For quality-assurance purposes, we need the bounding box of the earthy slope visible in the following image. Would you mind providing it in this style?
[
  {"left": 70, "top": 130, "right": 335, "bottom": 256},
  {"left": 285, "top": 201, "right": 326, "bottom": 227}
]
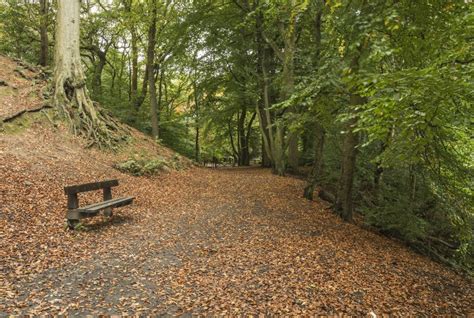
[{"left": 0, "top": 56, "right": 473, "bottom": 315}]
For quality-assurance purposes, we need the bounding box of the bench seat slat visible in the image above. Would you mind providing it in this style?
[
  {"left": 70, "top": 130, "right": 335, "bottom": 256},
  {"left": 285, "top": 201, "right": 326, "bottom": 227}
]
[{"left": 76, "top": 196, "right": 134, "bottom": 213}]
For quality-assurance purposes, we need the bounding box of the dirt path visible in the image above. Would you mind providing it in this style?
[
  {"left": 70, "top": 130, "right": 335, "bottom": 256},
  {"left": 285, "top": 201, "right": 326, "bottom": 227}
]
[{"left": 1, "top": 167, "right": 473, "bottom": 316}]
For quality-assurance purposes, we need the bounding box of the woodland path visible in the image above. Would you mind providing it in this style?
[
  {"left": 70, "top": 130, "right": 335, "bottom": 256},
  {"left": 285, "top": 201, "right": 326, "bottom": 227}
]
[{"left": 1, "top": 167, "right": 473, "bottom": 316}]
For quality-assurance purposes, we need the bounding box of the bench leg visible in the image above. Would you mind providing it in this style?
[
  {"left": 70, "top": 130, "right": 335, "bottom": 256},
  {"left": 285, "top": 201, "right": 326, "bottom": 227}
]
[
  {"left": 103, "top": 187, "right": 113, "bottom": 217},
  {"left": 67, "top": 194, "right": 80, "bottom": 230},
  {"left": 67, "top": 219, "right": 80, "bottom": 229}
]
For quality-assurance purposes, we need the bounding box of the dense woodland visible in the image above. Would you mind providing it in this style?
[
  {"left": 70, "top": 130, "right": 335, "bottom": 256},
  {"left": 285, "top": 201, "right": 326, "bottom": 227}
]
[{"left": 0, "top": 0, "right": 472, "bottom": 271}]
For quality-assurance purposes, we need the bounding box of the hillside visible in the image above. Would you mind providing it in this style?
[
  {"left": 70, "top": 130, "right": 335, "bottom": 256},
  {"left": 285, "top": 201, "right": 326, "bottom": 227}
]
[
  {"left": 0, "top": 55, "right": 473, "bottom": 316},
  {"left": 0, "top": 54, "right": 192, "bottom": 297}
]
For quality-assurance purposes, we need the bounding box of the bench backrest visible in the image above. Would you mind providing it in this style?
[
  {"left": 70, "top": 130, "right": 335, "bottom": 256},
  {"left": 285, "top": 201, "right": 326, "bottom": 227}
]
[{"left": 64, "top": 179, "right": 119, "bottom": 194}]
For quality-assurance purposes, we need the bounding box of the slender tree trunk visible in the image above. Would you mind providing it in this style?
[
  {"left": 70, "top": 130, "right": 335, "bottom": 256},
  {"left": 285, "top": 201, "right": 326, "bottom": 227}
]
[
  {"left": 131, "top": 30, "right": 138, "bottom": 101},
  {"left": 334, "top": 36, "right": 367, "bottom": 221},
  {"left": 238, "top": 107, "right": 248, "bottom": 165},
  {"left": 128, "top": 56, "right": 132, "bottom": 101},
  {"left": 244, "top": 111, "right": 256, "bottom": 166},
  {"left": 409, "top": 165, "right": 417, "bottom": 201},
  {"left": 92, "top": 50, "right": 106, "bottom": 98},
  {"left": 193, "top": 84, "right": 200, "bottom": 162},
  {"left": 110, "top": 65, "right": 116, "bottom": 94},
  {"left": 283, "top": 46, "right": 298, "bottom": 172},
  {"left": 304, "top": 123, "right": 326, "bottom": 200},
  {"left": 255, "top": 7, "right": 274, "bottom": 167},
  {"left": 157, "top": 65, "right": 164, "bottom": 132},
  {"left": 335, "top": 94, "right": 362, "bottom": 221},
  {"left": 303, "top": 1, "right": 325, "bottom": 199},
  {"left": 158, "top": 63, "right": 165, "bottom": 123},
  {"left": 229, "top": 120, "right": 239, "bottom": 162},
  {"left": 148, "top": 0, "right": 158, "bottom": 139},
  {"left": 39, "top": 0, "right": 48, "bottom": 66},
  {"left": 263, "top": 47, "right": 285, "bottom": 175},
  {"left": 287, "top": 133, "right": 299, "bottom": 171},
  {"left": 261, "top": 136, "right": 271, "bottom": 167}
]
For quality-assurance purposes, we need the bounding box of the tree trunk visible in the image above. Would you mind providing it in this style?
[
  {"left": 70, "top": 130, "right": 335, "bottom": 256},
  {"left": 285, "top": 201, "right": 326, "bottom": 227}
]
[
  {"left": 283, "top": 46, "right": 298, "bottom": 172},
  {"left": 255, "top": 7, "right": 274, "bottom": 167},
  {"left": 92, "top": 50, "right": 106, "bottom": 98},
  {"left": 157, "top": 66, "right": 164, "bottom": 129},
  {"left": 193, "top": 82, "right": 200, "bottom": 162},
  {"left": 261, "top": 136, "right": 271, "bottom": 167},
  {"left": 304, "top": 122, "right": 325, "bottom": 200},
  {"left": 244, "top": 111, "right": 256, "bottom": 166},
  {"left": 303, "top": 1, "right": 325, "bottom": 200},
  {"left": 229, "top": 120, "right": 239, "bottom": 162},
  {"left": 287, "top": 133, "right": 299, "bottom": 171},
  {"left": 131, "top": 30, "right": 138, "bottom": 102},
  {"left": 335, "top": 94, "right": 362, "bottom": 221},
  {"left": 148, "top": 1, "right": 158, "bottom": 139},
  {"left": 268, "top": 2, "right": 300, "bottom": 173},
  {"left": 273, "top": 122, "right": 286, "bottom": 175},
  {"left": 39, "top": 0, "right": 48, "bottom": 66},
  {"left": 238, "top": 107, "right": 248, "bottom": 166},
  {"left": 53, "top": 0, "right": 118, "bottom": 147}
]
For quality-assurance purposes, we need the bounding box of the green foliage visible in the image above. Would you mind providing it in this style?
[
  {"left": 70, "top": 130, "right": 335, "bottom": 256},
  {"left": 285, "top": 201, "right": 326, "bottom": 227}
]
[
  {"left": 115, "top": 157, "right": 170, "bottom": 176},
  {"left": 364, "top": 199, "right": 429, "bottom": 244},
  {"left": 0, "top": 0, "right": 51, "bottom": 64}
]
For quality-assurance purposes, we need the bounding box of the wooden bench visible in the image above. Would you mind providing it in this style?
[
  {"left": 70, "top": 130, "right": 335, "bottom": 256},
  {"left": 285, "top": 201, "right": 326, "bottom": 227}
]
[{"left": 64, "top": 179, "right": 134, "bottom": 229}]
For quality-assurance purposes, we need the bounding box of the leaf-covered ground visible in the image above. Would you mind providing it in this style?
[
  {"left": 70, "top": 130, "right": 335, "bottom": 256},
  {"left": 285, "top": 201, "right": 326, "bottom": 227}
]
[{"left": 1, "top": 158, "right": 473, "bottom": 315}]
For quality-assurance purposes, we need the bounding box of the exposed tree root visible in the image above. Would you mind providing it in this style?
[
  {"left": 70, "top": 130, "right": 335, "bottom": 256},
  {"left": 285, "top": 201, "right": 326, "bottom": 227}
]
[
  {"left": 14, "top": 68, "right": 31, "bottom": 80},
  {"left": 53, "top": 75, "right": 125, "bottom": 149},
  {"left": 2, "top": 104, "right": 53, "bottom": 123}
]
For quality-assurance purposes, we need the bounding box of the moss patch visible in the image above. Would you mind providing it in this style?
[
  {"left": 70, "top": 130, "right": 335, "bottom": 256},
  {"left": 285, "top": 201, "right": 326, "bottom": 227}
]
[
  {"left": 114, "top": 157, "right": 171, "bottom": 176},
  {"left": 1, "top": 110, "right": 51, "bottom": 134}
]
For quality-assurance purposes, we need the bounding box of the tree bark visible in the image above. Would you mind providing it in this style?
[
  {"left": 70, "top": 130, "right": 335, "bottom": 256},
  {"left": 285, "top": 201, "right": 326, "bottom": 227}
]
[
  {"left": 238, "top": 107, "right": 248, "bottom": 165},
  {"left": 157, "top": 65, "right": 164, "bottom": 129},
  {"left": 193, "top": 83, "right": 200, "bottom": 162},
  {"left": 92, "top": 49, "right": 106, "bottom": 98},
  {"left": 148, "top": 0, "right": 159, "bottom": 139},
  {"left": 304, "top": 122, "right": 325, "bottom": 200},
  {"left": 255, "top": 6, "right": 273, "bottom": 167},
  {"left": 303, "top": 1, "right": 325, "bottom": 200},
  {"left": 255, "top": 7, "right": 285, "bottom": 175},
  {"left": 261, "top": 136, "right": 271, "bottom": 167},
  {"left": 53, "top": 0, "right": 119, "bottom": 148},
  {"left": 39, "top": 0, "right": 48, "bottom": 66},
  {"left": 335, "top": 95, "right": 363, "bottom": 221},
  {"left": 131, "top": 30, "right": 138, "bottom": 101}
]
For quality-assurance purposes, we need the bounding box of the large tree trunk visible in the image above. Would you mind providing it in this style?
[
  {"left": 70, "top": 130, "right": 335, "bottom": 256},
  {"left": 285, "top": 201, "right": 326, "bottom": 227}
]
[
  {"left": 53, "top": 0, "right": 119, "bottom": 148},
  {"left": 39, "top": 0, "right": 48, "bottom": 66},
  {"left": 148, "top": 0, "right": 159, "bottom": 139}
]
